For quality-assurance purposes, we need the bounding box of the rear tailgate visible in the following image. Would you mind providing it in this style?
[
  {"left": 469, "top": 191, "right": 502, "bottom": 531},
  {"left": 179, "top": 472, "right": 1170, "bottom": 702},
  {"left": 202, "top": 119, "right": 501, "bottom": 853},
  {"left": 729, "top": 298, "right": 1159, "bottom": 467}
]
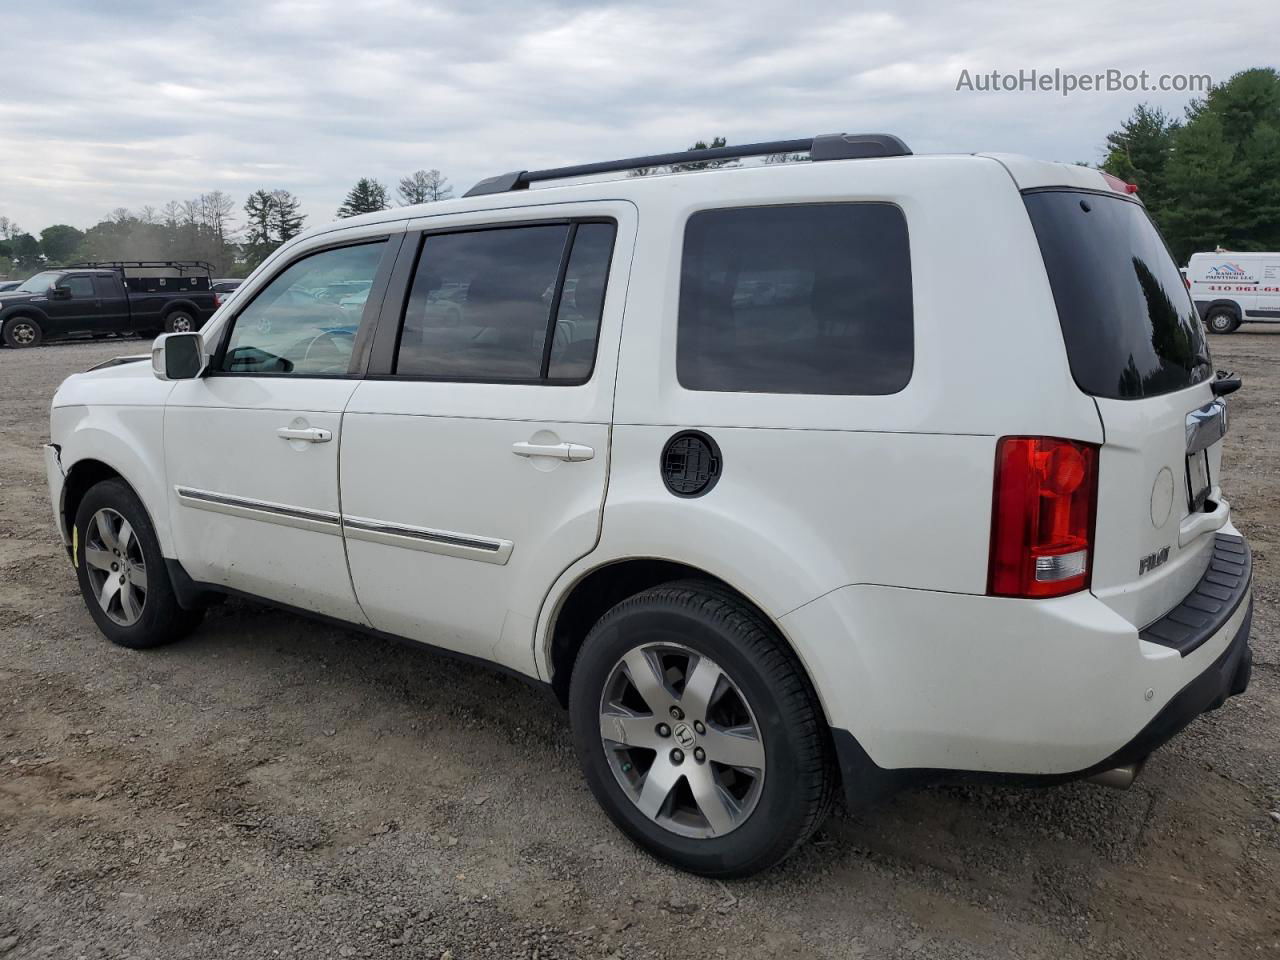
[
  {"left": 1023, "top": 187, "right": 1226, "bottom": 629},
  {"left": 1090, "top": 389, "right": 1227, "bottom": 627}
]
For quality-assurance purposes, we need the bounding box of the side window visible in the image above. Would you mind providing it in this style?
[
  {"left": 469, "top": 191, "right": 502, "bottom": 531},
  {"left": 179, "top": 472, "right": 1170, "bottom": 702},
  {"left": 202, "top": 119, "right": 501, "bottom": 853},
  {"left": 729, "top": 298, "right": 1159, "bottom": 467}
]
[
  {"left": 549, "top": 223, "right": 615, "bottom": 380},
  {"left": 92, "top": 276, "right": 117, "bottom": 298},
  {"left": 219, "top": 241, "right": 385, "bottom": 376},
  {"left": 66, "top": 276, "right": 96, "bottom": 299},
  {"left": 677, "top": 203, "right": 913, "bottom": 395},
  {"left": 395, "top": 220, "right": 616, "bottom": 382}
]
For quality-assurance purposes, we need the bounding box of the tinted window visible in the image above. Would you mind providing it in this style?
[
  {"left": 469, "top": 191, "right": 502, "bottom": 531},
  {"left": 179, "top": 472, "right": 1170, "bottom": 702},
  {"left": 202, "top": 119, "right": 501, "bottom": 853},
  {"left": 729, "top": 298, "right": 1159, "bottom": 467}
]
[
  {"left": 220, "top": 241, "right": 384, "bottom": 376},
  {"left": 396, "top": 221, "right": 615, "bottom": 382},
  {"left": 92, "top": 276, "right": 117, "bottom": 298},
  {"left": 1024, "top": 191, "right": 1211, "bottom": 400},
  {"left": 66, "top": 276, "right": 95, "bottom": 298},
  {"left": 677, "top": 204, "right": 913, "bottom": 395},
  {"left": 549, "top": 223, "right": 616, "bottom": 380}
]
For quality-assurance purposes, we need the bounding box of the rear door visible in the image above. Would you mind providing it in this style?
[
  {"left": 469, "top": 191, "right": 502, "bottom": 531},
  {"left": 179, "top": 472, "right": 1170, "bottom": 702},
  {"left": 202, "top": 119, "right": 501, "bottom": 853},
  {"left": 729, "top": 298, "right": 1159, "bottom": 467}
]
[
  {"left": 1255, "top": 258, "right": 1280, "bottom": 320},
  {"left": 1025, "top": 190, "right": 1226, "bottom": 628},
  {"left": 92, "top": 275, "right": 130, "bottom": 331},
  {"left": 340, "top": 203, "right": 633, "bottom": 673}
]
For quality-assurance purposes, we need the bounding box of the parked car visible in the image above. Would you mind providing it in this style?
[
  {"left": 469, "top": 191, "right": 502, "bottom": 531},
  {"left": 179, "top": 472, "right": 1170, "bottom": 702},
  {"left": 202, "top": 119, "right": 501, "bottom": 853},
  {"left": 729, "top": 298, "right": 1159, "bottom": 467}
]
[
  {"left": 1, "top": 260, "right": 217, "bottom": 348},
  {"left": 1187, "top": 250, "right": 1280, "bottom": 333},
  {"left": 212, "top": 278, "right": 244, "bottom": 309},
  {"left": 45, "top": 134, "right": 1252, "bottom": 877}
]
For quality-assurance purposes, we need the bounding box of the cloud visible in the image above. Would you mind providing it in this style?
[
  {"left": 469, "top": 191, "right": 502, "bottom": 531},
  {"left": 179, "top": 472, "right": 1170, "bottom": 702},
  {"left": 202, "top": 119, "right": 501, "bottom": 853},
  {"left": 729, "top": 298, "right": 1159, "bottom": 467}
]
[{"left": 0, "top": 0, "right": 1273, "bottom": 233}]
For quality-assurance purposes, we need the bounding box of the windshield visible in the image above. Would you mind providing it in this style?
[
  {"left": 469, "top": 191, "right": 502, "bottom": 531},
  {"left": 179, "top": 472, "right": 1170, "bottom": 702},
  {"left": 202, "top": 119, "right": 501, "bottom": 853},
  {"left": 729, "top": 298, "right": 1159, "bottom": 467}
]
[
  {"left": 15, "top": 271, "right": 63, "bottom": 294},
  {"left": 1024, "top": 191, "right": 1211, "bottom": 400}
]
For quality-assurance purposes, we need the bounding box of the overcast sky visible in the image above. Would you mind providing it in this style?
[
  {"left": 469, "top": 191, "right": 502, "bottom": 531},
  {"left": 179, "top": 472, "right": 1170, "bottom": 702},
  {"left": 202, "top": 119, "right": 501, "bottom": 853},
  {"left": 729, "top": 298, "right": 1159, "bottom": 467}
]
[{"left": 1, "top": 0, "right": 1275, "bottom": 234}]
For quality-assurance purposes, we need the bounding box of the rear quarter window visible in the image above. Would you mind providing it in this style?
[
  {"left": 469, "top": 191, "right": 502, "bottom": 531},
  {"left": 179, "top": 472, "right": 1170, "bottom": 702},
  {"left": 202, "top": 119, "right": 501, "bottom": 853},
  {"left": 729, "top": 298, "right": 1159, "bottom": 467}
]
[
  {"left": 677, "top": 203, "right": 913, "bottom": 395},
  {"left": 1023, "top": 190, "right": 1211, "bottom": 400}
]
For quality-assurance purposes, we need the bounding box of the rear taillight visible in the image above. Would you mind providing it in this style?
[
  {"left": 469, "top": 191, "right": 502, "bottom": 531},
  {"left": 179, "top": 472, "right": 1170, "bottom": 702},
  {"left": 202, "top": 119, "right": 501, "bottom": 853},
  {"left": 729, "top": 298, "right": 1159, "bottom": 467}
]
[
  {"left": 988, "top": 436, "right": 1099, "bottom": 599},
  {"left": 213, "top": 292, "right": 223, "bottom": 307}
]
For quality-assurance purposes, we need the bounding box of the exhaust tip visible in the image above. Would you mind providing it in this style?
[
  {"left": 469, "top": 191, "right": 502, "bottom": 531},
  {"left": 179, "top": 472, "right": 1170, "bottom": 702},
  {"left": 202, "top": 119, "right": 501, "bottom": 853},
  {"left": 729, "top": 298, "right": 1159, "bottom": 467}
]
[{"left": 1086, "top": 761, "right": 1144, "bottom": 790}]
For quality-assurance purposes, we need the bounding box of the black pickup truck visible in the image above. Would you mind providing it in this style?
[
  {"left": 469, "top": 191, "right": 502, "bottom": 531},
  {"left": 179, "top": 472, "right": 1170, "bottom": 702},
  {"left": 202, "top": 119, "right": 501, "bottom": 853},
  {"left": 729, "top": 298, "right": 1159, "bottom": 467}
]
[{"left": 0, "top": 261, "right": 218, "bottom": 348}]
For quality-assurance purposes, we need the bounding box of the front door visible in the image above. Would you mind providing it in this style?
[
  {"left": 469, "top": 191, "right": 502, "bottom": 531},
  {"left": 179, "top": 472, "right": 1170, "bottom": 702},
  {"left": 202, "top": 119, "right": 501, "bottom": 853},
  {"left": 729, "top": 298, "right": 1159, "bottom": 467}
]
[
  {"left": 164, "top": 232, "right": 401, "bottom": 623},
  {"left": 46, "top": 274, "right": 100, "bottom": 336},
  {"left": 340, "top": 205, "right": 633, "bottom": 672}
]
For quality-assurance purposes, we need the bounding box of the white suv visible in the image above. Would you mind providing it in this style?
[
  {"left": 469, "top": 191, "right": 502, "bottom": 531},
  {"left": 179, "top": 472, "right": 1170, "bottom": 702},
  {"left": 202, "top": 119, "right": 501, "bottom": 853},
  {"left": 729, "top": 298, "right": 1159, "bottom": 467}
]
[{"left": 45, "top": 134, "right": 1254, "bottom": 877}]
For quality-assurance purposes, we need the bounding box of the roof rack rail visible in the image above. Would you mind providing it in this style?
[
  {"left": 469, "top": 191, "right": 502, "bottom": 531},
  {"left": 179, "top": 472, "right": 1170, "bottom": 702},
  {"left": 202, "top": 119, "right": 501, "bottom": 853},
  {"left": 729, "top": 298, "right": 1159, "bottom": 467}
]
[
  {"left": 66, "top": 260, "right": 215, "bottom": 276},
  {"left": 463, "top": 133, "right": 911, "bottom": 197}
]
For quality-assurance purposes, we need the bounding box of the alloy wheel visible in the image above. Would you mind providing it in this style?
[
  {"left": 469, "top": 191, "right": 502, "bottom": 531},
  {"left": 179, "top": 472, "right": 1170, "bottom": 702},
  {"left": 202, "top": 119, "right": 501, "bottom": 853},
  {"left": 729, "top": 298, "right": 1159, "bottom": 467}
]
[
  {"left": 11, "top": 321, "right": 36, "bottom": 345},
  {"left": 83, "top": 507, "right": 148, "bottom": 626},
  {"left": 598, "top": 643, "right": 765, "bottom": 838}
]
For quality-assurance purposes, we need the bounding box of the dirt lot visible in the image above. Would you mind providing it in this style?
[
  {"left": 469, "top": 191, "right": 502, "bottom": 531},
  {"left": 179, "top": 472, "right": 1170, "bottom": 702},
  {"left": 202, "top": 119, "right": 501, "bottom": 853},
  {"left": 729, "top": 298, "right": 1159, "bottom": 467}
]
[{"left": 1, "top": 334, "right": 1278, "bottom": 960}]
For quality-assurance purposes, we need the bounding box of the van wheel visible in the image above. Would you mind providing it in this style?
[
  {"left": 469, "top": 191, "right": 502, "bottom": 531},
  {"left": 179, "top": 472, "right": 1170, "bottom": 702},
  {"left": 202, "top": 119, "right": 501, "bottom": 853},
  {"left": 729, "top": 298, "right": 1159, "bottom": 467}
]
[
  {"left": 1206, "top": 310, "right": 1240, "bottom": 334},
  {"left": 2, "top": 316, "right": 43, "bottom": 348},
  {"left": 73, "top": 479, "right": 203, "bottom": 649},
  {"left": 164, "top": 311, "right": 195, "bottom": 333},
  {"left": 568, "top": 580, "right": 836, "bottom": 878}
]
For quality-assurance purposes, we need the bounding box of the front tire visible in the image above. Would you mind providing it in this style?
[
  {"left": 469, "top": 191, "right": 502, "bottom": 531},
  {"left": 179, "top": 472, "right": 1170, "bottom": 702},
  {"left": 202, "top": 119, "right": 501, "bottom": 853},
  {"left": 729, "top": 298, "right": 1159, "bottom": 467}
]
[
  {"left": 73, "top": 479, "right": 202, "bottom": 649},
  {"left": 1206, "top": 309, "right": 1240, "bottom": 334},
  {"left": 569, "top": 580, "right": 836, "bottom": 877},
  {"left": 2, "top": 315, "right": 43, "bottom": 348}
]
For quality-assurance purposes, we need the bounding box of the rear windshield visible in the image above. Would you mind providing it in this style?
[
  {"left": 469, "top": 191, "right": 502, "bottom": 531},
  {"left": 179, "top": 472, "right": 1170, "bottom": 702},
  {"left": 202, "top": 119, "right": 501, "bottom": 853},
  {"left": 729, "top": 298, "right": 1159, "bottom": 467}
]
[{"left": 1024, "top": 190, "right": 1210, "bottom": 400}]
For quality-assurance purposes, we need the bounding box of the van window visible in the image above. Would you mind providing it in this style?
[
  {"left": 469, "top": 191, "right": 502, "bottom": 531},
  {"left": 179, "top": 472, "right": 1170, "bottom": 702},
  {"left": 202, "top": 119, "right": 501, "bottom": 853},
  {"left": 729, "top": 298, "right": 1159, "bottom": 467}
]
[
  {"left": 396, "top": 221, "right": 615, "bottom": 382},
  {"left": 1024, "top": 191, "right": 1211, "bottom": 400},
  {"left": 677, "top": 203, "right": 913, "bottom": 395}
]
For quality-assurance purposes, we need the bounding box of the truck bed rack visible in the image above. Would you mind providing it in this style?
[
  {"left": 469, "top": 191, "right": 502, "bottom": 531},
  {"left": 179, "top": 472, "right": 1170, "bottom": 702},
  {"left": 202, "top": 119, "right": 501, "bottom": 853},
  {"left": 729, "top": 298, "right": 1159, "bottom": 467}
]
[{"left": 67, "top": 260, "right": 214, "bottom": 277}]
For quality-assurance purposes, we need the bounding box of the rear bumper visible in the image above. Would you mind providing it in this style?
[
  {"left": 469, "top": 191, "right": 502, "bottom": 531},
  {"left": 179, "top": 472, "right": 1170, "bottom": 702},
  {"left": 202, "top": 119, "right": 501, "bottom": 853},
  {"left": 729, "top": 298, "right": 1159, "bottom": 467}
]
[
  {"left": 780, "top": 526, "right": 1254, "bottom": 802},
  {"left": 831, "top": 599, "right": 1252, "bottom": 809}
]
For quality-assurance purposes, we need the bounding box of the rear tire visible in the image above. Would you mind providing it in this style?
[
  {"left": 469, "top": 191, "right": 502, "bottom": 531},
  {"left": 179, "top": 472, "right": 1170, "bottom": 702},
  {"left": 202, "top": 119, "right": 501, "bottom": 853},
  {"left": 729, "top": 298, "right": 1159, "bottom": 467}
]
[
  {"left": 164, "top": 311, "right": 195, "bottom": 333},
  {"left": 73, "top": 479, "right": 203, "bottom": 649},
  {"left": 2, "top": 315, "right": 43, "bottom": 348},
  {"left": 569, "top": 580, "right": 836, "bottom": 878},
  {"left": 1206, "top": 309, "right": 1240, "bottom": 334}
]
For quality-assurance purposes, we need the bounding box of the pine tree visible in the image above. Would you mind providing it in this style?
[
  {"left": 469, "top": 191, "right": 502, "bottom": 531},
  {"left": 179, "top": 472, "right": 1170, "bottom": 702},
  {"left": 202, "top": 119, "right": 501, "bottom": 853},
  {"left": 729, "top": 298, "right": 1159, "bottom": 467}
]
[
  {"left": 336, "top": 178, "right": 391, "bottom": 218},
  {"left": 270, "top": 190, "right": 306, "bottom": 241}
]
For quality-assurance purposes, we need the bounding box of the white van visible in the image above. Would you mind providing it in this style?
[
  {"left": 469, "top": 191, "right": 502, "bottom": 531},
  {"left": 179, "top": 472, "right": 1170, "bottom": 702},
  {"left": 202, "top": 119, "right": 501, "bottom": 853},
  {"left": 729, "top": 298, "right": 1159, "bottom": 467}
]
[
  {"left": 46, "top": 134, "right": 1253, "bottom": 876},
  {"left": 1188, "top": 251, "right": 1280, "bottom": 333}
]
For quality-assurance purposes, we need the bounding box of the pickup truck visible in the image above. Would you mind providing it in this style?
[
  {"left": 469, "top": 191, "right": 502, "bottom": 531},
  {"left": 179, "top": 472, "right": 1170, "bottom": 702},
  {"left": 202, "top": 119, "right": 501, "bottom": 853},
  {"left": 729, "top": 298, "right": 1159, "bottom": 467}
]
[{"left": 0, "top": 261, "right": 217, "bottom": 348}]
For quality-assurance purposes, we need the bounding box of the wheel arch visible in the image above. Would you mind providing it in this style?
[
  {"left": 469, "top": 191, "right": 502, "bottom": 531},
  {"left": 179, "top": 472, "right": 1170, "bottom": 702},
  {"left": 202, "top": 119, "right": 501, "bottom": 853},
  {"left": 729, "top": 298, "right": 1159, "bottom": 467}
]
[
  {"left": 1199, "top": 298, "right": 1243, "bottom": 320},
  {"left": 160, "top": 299, "right": 203, "bottom": 324},
  {"left": 540, "top": 556, "right": 831, "bottom": 723},
  {"left": 56, "top": 414, "right": 173, "bottom": 556}
]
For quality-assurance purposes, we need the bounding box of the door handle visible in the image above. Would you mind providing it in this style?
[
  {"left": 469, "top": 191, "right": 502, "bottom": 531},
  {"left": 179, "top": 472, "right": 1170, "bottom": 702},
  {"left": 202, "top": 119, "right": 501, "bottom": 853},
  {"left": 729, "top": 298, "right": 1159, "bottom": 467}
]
[
  {"left": 277, "top": 426, "right": 332, "bottom": 443},
  {"left": 511, "top": 441, "right": 594, "bottom": 462}
]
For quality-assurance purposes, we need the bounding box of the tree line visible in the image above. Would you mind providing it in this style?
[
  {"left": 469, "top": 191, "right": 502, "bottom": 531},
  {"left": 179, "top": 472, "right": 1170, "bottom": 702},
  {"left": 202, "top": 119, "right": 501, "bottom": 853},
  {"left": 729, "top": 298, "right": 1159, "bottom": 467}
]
[
  {"left": 0, "top": 169, "right": 453, "bottom": 279},
  {"left": 1100, "top": 67, "right": 1279, "bottom": 263},
  {"left": 6, "top": 67, "right": 1277, "bottom": 283}
]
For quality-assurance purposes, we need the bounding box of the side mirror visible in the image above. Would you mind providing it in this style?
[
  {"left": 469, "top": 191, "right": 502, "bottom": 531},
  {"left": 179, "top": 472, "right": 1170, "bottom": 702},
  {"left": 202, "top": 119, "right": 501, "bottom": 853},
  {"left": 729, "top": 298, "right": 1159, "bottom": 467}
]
[
  {"left": 152, "top": 332, "right": 207, "bottom": 381},
  {"left": 50, "top": 285, "right": 72, "bottom": 301}
]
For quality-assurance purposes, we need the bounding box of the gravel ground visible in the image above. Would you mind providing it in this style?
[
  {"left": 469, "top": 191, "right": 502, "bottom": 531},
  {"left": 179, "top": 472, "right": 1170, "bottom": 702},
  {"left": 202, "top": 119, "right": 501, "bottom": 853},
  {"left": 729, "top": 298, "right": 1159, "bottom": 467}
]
[{"left": 1, "top": 333, "right": 1278, "bottom": 960}]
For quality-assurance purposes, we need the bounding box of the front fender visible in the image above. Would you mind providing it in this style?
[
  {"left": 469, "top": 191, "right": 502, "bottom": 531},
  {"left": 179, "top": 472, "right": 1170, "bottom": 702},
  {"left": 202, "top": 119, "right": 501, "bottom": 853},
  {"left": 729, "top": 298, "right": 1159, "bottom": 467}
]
[
  {"left": 0, "top": 303, "right": 50, "bottom": 325},
  {"left": 54, "top": 405, "right": 173, "bottom": 556}
]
